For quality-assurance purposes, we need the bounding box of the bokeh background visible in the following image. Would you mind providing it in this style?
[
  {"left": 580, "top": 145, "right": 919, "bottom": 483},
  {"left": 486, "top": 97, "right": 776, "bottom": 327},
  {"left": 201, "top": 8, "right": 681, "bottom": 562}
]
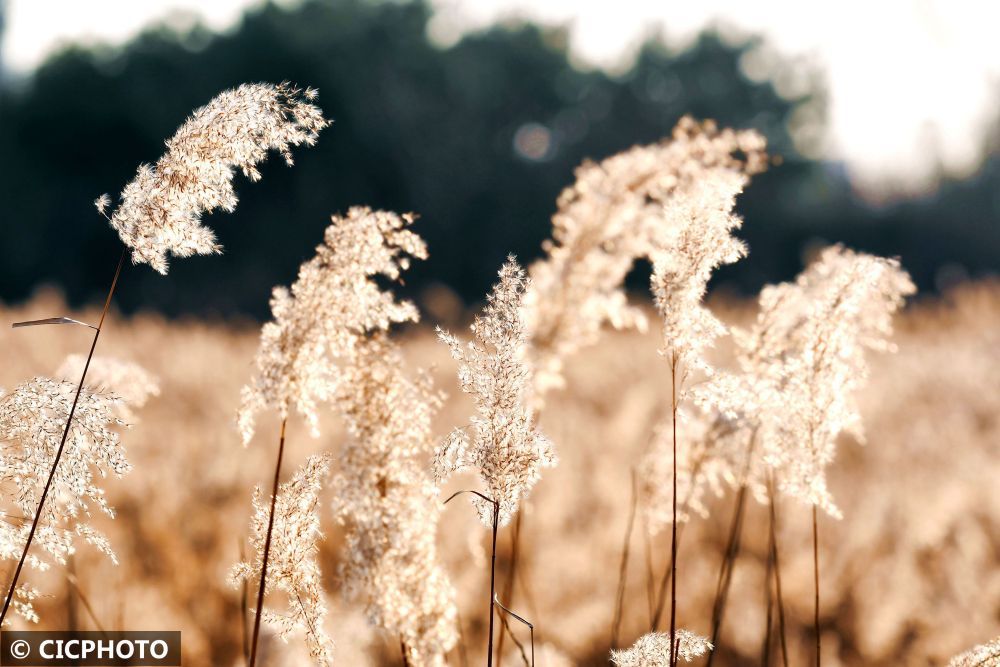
[
  {"left": 1, "top": 0, "right": 997, "bottom": 317},
  {"left": 1, "top": 2, "right": 999, "bottom": 666}
]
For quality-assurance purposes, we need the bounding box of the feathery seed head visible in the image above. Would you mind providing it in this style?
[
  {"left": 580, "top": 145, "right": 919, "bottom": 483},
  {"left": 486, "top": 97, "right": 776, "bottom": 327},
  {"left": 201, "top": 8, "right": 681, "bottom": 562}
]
[
  {"left": 525, "top": 117, "right": 766, "bottom": 400},
  {"left": 947, "top": 636, "right": 1000, "bottom": 667},
  {"left": 435, "top": 258, "right": 555, "bottom": 526},
  {"left": 0, "top": 377, "right": 132, "bottom": 622},
  {"left": 231, "top": 454, "right": 334, "bottom": 666},
  {"left": 238, "top": 207, "right": 426, "bottom": 444},
  {"left": 333, "top": 335, "right": 458, "bottom": 666},
  {"left": 611, "top": 630, "right": 713, "bottom": 666},
  {"left": 105, "top": 82, "right": 328, "bottom": 273},
  {"left": 718, "top": 245, "right": 916, "bottom": 517}
]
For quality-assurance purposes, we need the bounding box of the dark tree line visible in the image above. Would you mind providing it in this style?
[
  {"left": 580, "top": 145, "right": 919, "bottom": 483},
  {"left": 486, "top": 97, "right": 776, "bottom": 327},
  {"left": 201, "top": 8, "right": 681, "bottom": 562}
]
[{"left": 0, "top": 0, "right": 996, "bottom": 317}]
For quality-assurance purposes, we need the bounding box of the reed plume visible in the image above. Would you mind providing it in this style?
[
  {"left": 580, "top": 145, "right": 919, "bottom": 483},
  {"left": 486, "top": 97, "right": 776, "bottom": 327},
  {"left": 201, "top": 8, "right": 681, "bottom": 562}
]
[
  {"left": 103, "top": 82, "right": 328, "bottom": 274},
  {"left": 947, "top": 636, "right": 1000, "bottom": 667},
  {"left": 232, "top": 454, "right": 335, "bottom": 666},
  {"left": 238, "top": 207, "right": 429, "bottom": 666},
  {"left": 524, "top": 117, "right": 766, "bottom": 401},
  {"left": 731, "top": 245, "right": 916, "bottom": 518},
  {"left": 436, "top": 257, "right": 553, "bottom": 667},
  {"left": 1, "top": 81, "right": 325, "bottom": 626},
  {"left": 435, "top": 258, "right": 555, "bottom": 527},
  {"left": 640, "top": 120, "right": 765, "bottom": 663},
  {"left": 0, "top": 378, "right": 132, "bottom": 623},
  {"left": 333, "top": 334, "right": 459, "bottom": 667},
  {"left": 611, "top": 630, "right": 713, "bottom": 666},
  {"left": 238, "top": 207, "right": 426, "bottom": 444},
  {"left": 704, "top": 244, "right": 914, "bottom": 665}
]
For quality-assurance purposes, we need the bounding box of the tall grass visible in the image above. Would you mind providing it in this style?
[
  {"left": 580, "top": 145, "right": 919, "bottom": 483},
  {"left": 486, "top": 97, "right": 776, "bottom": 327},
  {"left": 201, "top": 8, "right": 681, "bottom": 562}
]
[{"left": 3, "top": 85, "right": 996, "bottom": 667}]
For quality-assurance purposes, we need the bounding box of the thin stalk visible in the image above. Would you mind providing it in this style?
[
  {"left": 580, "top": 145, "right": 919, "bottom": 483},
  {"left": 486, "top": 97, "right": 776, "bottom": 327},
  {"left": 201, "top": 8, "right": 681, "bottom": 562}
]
[
  {"left": 761, "top": 552, "right": 773, "bottom": 667},
  {"left": 0, "top": 247, "right": 127, "bottom": 625},
  {"left": 496, "top": 509, "right": 523, "bottom": 662},
  {"left": 400, "top": 638, "right": 411, "bottom": 667},
  {"left": 610, "top": 469, "right": 639, "bottom": 649},
  {"left": 669, "top": 356, "right": 678, "bottom": 667},
  {"left": 248, "top": 417, "right": 288, "bottom": 667},
  {"left": 240, "top": 541, "right": 250, "bottom": 664},
  {"left": 705, "top": 484, "right": 749, "bottom": 667},
  {"left": 812, "top": 505, "right": 821, "bottom": 667},
  {"left": 706, "top": 434, "right": 757, "bottom": 667},
  {"left": 488, "top": 501, "right": 500, "bottom": 667},
  {"left": 650, "top": 522, "right": 687, "bottom": 632},
  {"left": 496, "top": 606, "right": 530, "bottom": 667},
  {"left": 443, "top": 490, "right": 500, "bottom": 667},
  {"left": 643, "top": 516, "right": 655, "bottom": 626},
  {"left": 767, "top": 474, "right": 789, "bottom": 667}
]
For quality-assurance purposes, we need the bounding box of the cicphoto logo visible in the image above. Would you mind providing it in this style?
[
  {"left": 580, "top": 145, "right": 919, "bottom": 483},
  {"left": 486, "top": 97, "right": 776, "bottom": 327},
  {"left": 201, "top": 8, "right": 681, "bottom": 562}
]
[{"left": 0, "top": 632, "right": 180, "bottom": 666}]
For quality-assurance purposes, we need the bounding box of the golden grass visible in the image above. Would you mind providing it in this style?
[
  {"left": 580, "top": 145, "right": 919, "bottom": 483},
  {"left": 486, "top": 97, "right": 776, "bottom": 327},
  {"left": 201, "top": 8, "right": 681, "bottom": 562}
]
[{"left": 0, "top": 282, "right": 997, "bottom": 666}]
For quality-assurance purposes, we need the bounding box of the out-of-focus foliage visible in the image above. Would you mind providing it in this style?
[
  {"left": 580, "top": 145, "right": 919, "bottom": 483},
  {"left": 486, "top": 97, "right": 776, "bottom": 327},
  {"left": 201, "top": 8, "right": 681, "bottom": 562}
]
[{"left": 0, "top": 0, "right": 996, "bottom": 316}]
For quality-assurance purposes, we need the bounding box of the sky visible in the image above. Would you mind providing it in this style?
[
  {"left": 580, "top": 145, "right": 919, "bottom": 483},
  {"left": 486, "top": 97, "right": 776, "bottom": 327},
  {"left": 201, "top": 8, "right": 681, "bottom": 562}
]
[{"left": 4, "top": 0, "right": 999, "bottom": 195}]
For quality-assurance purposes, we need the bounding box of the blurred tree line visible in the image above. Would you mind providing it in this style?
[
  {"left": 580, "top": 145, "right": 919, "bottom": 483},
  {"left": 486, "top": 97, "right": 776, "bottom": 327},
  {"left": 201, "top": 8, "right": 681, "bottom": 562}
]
[{"left": 0, "top": 0, "right": 996, "bottom": 318}]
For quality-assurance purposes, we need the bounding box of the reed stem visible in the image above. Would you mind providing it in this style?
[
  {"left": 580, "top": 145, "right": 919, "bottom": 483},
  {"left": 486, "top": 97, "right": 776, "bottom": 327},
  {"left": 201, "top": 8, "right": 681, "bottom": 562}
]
[
  {"left": 248, "top": 416, "right": 288, "bottom": 667},
  {"left": 668, "top": 357, "right": 678, "bottom": 667},
  {"left": 812, "top": 504, "right": 821, "bottom": 667},
  {"left": 610, "top": 469, "right": 639, "bottom": 649},
  {"left": 706, "top": 432, "right": 756, "bottom": 666},
  {"left": 705, "top": 483, "right": 748, "bottom": 667},
  {"left": 761, "top": 556, "right": 773, "bottom": 667},
  {"left": 497, "top": 509, "right": 523, "bottom": 661},
  {"left": 766, "top": 473, "right": 789, "bottom": 667},
  {"left": 400, "top": 638, "right": 411, "bottom": 667},
  {"left": 0, "top": 247, "right": 127, "bottom": 625},
  {"left": 487, "top": 501, "right": 500, "bottom": 667}
]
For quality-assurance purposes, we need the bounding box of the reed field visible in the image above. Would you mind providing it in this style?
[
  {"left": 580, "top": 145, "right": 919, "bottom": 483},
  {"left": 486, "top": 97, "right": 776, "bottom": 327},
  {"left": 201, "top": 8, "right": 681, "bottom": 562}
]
[{"left": 0, "top": 83, "right": 998, "bottom": 667}]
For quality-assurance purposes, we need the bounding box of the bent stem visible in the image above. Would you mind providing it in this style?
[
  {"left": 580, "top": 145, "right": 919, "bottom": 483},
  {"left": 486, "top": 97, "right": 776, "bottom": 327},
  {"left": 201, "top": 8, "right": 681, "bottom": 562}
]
[
  {"left": 497, "top": 509, "right": 524, "bottom": 662},
  {"left": 610, "top": 469, "right": 639, "bottom": 649},
  {"left": 812, "top": 504, "right": 821, "bottom": 667},
  {"left": 248, "top": 417, "right": 288, "bottom": 667},
  {"left": 495, "top": 594, "right": 534, "bottom": 667},
  {"left": 444, "top": 490, "right": 500, "bottom": 667},
  {"left": 0, "top": 247, "right": 127, "bottom": 626}
]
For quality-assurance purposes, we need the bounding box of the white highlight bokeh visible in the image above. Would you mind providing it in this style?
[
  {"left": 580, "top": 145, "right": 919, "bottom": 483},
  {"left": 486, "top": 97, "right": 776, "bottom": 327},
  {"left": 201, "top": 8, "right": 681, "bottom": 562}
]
[{"left": 4, "top": 0, "right": 999, "bottom": 193}]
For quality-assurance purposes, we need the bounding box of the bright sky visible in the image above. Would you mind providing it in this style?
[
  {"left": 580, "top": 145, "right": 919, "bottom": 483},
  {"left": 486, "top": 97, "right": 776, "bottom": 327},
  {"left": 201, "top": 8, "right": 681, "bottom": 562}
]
[{"left": 4, "top": 0, "right": 999, "bottom": 195}]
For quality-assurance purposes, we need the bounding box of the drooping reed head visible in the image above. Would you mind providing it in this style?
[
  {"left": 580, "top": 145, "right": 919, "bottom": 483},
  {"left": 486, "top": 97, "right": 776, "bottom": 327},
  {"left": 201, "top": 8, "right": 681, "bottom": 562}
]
[
  {"left": 649, "top": 171, "right": 751, "bottom": 384},
  {"left": 101, "top": 82, "right": 328, "bottom": 274},
  {"left": 525, "top": 117, "right": 766, "bottom": 399},
  {"left": 733, "top": 245, "right": 916, "bottom": 516},
  {"left": 435, "top": 257, "right": 555, "bottom": 526},
  {"left": 238, "top": 207, "right": 426, "bottom": 444}
]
